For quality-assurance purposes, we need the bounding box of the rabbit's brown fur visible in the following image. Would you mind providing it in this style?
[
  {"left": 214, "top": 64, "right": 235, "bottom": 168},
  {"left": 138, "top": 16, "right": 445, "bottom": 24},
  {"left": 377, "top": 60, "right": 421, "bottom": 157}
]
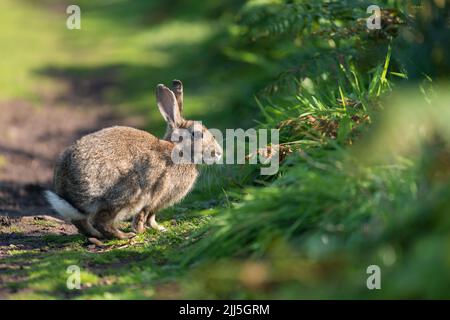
[{"left": 45, "top": 80, "right": 222, "bottom": 239}]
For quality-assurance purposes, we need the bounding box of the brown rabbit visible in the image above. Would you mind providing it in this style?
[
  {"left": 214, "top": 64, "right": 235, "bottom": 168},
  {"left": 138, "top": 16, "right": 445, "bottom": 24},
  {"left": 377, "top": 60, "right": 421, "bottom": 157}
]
[{"left": 45, "top": 80, "right": 222, "bottom": 239}]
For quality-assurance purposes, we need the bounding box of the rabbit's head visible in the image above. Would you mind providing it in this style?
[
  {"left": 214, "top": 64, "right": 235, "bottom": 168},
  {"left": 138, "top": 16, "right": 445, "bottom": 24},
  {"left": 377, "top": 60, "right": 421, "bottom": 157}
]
[{"left": 157, "top": 80, "right": 223, "bottom": 164}]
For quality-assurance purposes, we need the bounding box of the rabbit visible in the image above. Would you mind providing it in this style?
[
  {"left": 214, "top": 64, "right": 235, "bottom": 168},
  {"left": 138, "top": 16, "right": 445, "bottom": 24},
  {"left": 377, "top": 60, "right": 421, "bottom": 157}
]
[{"left": 44, "top": 80, "right": 223, "bottom": 239}]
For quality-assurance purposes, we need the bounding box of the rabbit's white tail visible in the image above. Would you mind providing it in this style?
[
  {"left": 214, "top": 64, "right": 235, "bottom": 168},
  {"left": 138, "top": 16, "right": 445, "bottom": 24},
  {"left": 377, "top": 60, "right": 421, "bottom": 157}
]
[{"left": 44, "top": 191, "right": 85, "bottom": 221}]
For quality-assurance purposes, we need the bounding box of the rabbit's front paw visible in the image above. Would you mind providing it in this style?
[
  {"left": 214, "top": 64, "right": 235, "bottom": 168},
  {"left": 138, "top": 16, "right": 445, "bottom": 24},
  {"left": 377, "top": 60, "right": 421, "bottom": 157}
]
[
  {"left": 148, "top": 213, "right": 167, "bottom": 232},
  {"left": 156, "top": 225, "right": 167, "bottom": 232}
]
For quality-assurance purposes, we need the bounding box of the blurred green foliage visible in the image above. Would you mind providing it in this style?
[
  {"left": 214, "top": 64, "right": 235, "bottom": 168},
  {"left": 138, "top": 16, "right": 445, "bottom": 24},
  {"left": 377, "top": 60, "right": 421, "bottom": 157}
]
[
  {"left": 0, "top": 0, "right": 265, "bottom": 135},
  {"left": 1, "top": 0, "right": 449, "bottom": 299},
  {"left": 180, "top": 0, "right": 450, "bottom": 299}
]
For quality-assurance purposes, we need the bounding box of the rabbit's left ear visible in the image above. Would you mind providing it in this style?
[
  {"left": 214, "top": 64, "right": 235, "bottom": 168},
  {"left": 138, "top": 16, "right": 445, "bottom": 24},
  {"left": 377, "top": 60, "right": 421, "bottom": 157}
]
[
  {"left": 156, "top": 84, "right": 183, "bottom": 128},
  {"left": 172, "top": 79, "right": 183, "bottom": 114}
]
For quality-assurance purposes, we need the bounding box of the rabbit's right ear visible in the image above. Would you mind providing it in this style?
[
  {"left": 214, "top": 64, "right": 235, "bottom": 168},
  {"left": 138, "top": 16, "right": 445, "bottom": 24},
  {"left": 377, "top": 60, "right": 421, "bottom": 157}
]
[
  {"left": 156, "top": 84, "right": 183, "bottom": 128},
  {"left": 172, "top": 79, "right": 183, "bottom": 114}
]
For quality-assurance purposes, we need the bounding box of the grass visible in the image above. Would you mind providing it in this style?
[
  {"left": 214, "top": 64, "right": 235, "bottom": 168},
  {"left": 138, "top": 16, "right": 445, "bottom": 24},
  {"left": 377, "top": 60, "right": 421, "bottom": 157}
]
[
  {"left": 3, "top": 212, "right": 212, "bottom": 299},
  {"left": 1, "top": 0, "right": 450, "bottom": 299},
  {"left": 180, "top": 86, "right": 450, "bottom": 299}
]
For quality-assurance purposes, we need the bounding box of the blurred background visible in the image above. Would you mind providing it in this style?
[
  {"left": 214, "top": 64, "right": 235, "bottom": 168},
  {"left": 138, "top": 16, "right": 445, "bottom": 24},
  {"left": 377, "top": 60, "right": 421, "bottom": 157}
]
[{"left": 0, "top": 0, "right": 449, "bottom": 299}]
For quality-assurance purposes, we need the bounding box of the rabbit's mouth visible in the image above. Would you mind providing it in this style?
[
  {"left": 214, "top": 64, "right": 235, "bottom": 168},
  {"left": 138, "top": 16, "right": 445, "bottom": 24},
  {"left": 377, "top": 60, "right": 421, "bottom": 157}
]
[
  {"left": 210, "top": 150, "right": 223, "bottom": 162},
  {"left": 198, "top": 147, "right": 222, "bottom": 164}
]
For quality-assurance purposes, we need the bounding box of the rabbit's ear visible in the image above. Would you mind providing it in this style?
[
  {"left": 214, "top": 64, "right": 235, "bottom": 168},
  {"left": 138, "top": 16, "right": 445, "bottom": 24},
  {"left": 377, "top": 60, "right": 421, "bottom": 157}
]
[
  {"left": 156, "top": 84, "right": 183, "bottom": 127},
  {"left": 172, "top": 79, "right": 183, "bottom": 114}
]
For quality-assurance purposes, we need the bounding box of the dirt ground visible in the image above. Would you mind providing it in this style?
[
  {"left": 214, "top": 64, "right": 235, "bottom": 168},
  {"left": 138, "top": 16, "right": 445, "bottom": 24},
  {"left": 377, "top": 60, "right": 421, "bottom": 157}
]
[{"left": 0, "top": 99, "right": 143, "bottom": 259}]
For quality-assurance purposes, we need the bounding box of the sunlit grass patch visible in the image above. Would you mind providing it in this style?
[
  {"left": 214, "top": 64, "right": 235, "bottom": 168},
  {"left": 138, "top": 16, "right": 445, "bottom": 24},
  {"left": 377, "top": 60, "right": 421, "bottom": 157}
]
[{"left": 2, "top": 210, "right": 214, "bottom": 299}]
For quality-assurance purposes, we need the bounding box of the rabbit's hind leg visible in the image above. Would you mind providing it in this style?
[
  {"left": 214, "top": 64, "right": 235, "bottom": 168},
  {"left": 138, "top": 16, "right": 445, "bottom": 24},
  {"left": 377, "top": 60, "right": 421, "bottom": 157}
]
[
  {"left": 134, "top": 207, "right": 166, "bottom": 233},
  {"left": 72, "top": 219, "right": 102, "bottom": 238},
  {"left": 92, "top": 210, "right": 136, "bottom": 240}
]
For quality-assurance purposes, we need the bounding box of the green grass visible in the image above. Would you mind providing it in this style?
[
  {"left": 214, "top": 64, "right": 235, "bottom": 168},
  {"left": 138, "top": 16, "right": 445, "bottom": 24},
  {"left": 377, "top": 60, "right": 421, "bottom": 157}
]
[
  {"left": 1, "top": 0, "right": 450, "bottom": 299},
  {"left": 4, "top": 212, "right": 211, "bottom": 299},
  {"left": 179, "top": 85, "right": 450, "bottom": 299}
]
